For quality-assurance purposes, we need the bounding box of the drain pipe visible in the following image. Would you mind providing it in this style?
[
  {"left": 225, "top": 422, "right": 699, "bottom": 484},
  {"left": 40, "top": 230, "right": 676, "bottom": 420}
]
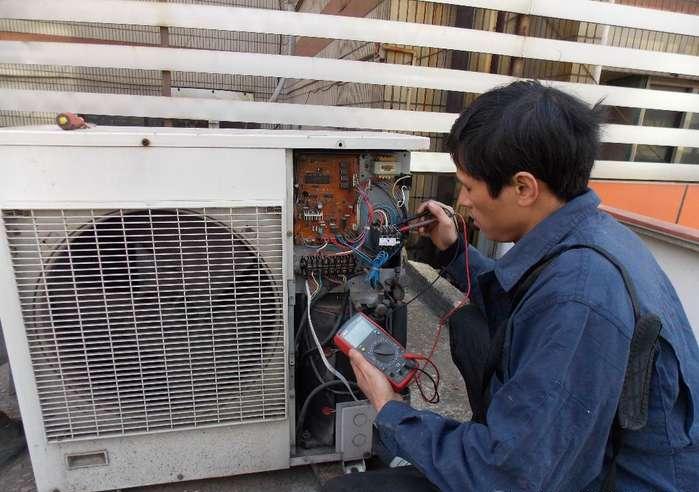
[
  {"left": 592, "top": 0, "right": 615, "bottom": 84},
  {"left": 269, "top": 1, "right": 296, "bottom": 103}
]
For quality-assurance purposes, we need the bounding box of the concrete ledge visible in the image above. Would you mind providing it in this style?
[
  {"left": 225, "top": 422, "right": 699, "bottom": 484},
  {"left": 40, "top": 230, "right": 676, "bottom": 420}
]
[
  {"left": 403, "top": 260, "right": 464, "bottom": 315},
  {"left": 601, "top": 204, "right": 699, "bottom": 249}
]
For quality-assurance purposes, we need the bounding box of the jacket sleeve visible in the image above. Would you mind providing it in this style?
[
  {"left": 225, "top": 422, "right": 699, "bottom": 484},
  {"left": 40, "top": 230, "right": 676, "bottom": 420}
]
[
  {"left": 373, "top": 300, "right": 630, "bottom": 492},
  {"left": 435, "top": 236, "right": 494, "bottom": 293}
]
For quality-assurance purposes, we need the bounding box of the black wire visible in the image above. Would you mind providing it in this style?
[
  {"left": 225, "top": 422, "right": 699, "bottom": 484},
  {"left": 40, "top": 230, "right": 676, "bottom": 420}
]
[
  {"left": 296, "top": 291, "right": 354, "bottom": 406},
  {"left": 299, "top": 292, "right": 349, "bottom": 360},
  {"left": 306, "top": 355, "right": 358, "bottom": 396},
  {"left": 404, "top": 270, "right": 444, "bottom": 306},
  {"left": 319, "top": 292, "right": 350, "bottom": 346},
  {"left": 415, "top": 367, "right": 440, "bottom": 404},
  {"left": 400, "top": 203, "right": 409, "bottom": 220},
  {"left": 294, "top": 288, "right": 334, "bottom": 347},
  {"left": 404, "top": 229, "right": 463, "bottom": 306},
  {"left": 294, "top": 307, "right": 309, "bottom": 347},
  {"left": 295, "top": 380, "right": 360, "bottom": 438}
]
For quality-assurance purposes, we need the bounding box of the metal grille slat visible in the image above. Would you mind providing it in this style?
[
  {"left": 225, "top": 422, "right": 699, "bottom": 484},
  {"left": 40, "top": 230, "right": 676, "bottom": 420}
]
[{"left": 2, "top": 207, "right": 286, "bottom": 441}]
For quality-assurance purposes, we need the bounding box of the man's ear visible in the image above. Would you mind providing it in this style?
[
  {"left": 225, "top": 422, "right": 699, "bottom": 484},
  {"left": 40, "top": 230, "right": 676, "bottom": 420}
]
[{"left": 512, "top": 171, "right": 539, "bottom": 206}]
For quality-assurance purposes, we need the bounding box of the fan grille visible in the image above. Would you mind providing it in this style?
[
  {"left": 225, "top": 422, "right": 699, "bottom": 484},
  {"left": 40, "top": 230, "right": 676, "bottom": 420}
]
[{"left": 2, "top": 207, "right": 286, "bottom": 442}]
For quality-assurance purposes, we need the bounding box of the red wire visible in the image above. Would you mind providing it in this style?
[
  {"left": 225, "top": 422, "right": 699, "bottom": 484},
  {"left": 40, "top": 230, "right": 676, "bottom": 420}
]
[
  {"left": 426, "top": 214, "right": 471, "bottom": 361},
  {"left": 356, "top": 181, "right": 374, "bottom": 225},
  {"left": 402, "top": 214, "right": 471, "bottom": 404},
  {"left": 320, "top": 236, "right": 357, "bottom": 258}
]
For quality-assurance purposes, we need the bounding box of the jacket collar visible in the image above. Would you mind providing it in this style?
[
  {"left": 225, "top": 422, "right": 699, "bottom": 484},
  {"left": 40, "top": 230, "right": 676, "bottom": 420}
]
[{"left": 493, "top": 189, "right": 601, "bottom": 292}]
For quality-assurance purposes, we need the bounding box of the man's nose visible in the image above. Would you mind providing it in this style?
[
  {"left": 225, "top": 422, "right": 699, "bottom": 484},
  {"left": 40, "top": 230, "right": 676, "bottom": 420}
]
[{"left": 457, "top": 189, "right": 472, "bottom": 209}]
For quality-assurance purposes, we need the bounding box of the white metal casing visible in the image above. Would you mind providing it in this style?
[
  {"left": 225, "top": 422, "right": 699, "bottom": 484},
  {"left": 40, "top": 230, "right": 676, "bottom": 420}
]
[{"left": 0, "top": 127, "right": 429, "bottom": 492}]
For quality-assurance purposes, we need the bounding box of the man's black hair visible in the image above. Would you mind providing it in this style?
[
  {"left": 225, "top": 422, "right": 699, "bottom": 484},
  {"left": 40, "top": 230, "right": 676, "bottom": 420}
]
[{"left": 446, "top": 80, "right": 605, "bottom": 201}]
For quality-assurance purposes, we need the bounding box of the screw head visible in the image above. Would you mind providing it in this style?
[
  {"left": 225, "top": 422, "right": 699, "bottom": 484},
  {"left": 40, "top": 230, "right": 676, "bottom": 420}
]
[{"left": 141, "top": 138, "right": 151, "bottom": 146}]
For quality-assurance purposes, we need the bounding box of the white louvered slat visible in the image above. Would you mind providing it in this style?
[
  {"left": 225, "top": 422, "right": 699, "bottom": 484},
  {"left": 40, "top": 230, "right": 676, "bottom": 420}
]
[
  {"left": 2, "top": 41, "right": 697, "bottom": 114},
  {"left": 2, "top": 0, "right": 698, "bottom": 76},
  {"left": 409, "top": 152, "right": 699, "bottom": 182},
  {"left": 2, "top": 89, "right": 698, "bottom": 148},
  {"left": 426, "top": 0, "right": 699, "bottom": 37}
]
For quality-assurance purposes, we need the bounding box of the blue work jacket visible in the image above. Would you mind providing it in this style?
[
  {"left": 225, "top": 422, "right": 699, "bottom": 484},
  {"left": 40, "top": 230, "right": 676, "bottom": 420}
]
[{"left": 374, "top": 190, "right": 699, "bottom": 491}]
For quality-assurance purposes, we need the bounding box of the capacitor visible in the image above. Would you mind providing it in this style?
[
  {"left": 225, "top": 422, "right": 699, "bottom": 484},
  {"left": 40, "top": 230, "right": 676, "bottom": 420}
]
[{"left": 391, "top": 283, "right": 405, "bottom": 302}]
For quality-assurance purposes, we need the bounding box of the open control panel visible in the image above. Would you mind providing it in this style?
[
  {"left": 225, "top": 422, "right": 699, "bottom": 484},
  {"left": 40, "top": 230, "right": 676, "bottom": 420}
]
[{"left": 292, "top": 149, "right": 413, "bottom": 458}]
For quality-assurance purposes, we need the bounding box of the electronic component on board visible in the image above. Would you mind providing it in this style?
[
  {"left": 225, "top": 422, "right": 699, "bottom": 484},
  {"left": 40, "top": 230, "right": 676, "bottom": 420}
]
[{"left": 299, "top": 254, "right": 358, "bottom": 277}]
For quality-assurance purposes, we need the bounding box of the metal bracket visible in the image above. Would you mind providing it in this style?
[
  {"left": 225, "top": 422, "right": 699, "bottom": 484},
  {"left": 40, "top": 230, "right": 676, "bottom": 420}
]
[
  {"left": 335, "top": 400, "right": 376, "bottom": 461},
  {"left": 342, "top": 458, "right": 366, "bottom": 474}
]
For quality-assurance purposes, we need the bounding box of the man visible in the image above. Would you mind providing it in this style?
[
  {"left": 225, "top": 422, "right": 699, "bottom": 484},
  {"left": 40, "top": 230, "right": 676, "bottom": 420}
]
[{"left": 323, "top": 81, "right": 699, "bottom": 491}]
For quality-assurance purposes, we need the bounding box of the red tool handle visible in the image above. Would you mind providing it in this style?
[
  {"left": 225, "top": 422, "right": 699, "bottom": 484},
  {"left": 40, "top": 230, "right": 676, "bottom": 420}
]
[
  {"left": 398, "top": 218, "right": 437, "bottom": 233},
  {"left": 56, "top": 113, "right": 87, "bottom": 130}
]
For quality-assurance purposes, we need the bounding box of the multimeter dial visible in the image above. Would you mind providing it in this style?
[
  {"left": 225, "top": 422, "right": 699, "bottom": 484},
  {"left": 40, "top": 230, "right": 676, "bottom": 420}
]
[{"left": 370, "top": 340, "right": 399, "bottom": 365}]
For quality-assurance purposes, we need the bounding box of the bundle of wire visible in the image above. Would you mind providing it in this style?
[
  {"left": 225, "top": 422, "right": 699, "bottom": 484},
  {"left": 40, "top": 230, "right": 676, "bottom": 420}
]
[
  {"left": 319, "top": 180, "right": 403, "bottom": 286},
  {"left": 410, "top": 213, "right": 471, "bottom": 404},
  {"left": 304, "top": 275, "right": 359, "bottom": 401},
  {"left": 392, "top": 175, "right": 411, "bottom": 210},
  {"left": 367, "top": 250, "right": 390, "bottom": 287},
  {"left": 433, "top": 214, "right": 472, "bottom": 352},
  {"left": 295, "top": 276, "right": 360, "bottom": 440}
]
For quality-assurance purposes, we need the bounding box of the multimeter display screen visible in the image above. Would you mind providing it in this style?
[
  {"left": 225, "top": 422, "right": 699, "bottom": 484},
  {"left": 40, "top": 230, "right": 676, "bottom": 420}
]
[{"left": 342, "top": 316, "right": 374, "bottom": 347}]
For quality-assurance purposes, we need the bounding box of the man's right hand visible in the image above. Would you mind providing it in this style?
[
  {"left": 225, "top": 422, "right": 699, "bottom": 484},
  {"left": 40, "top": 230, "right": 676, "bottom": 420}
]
[{"left": 416, "top": 200, "right": 458, "bottom": 251}]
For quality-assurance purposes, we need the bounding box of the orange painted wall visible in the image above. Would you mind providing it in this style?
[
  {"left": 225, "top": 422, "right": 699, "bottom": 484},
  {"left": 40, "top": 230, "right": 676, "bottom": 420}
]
[
  {"left": 678, "top": 185, "right": 699, "bottom": 229},
  {"left": 589, "top": 181, "right": 686, "bottom": 224}
]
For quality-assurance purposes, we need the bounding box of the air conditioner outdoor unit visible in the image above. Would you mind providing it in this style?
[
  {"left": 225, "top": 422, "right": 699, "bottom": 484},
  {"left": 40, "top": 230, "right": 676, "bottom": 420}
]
[{"left": 0, "top": 126, "right": 428, "bottom": 492}]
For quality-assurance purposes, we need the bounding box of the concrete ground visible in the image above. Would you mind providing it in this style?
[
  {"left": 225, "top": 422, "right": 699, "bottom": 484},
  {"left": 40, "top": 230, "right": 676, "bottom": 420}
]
[{"left": 0, "top": 262, "right": 469, "bottom": 492}]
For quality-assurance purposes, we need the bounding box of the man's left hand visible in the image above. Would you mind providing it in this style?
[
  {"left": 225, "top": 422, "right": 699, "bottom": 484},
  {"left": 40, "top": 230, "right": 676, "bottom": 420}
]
[{"left": 349, "top": 348, "right": 402, "bottom": 412}]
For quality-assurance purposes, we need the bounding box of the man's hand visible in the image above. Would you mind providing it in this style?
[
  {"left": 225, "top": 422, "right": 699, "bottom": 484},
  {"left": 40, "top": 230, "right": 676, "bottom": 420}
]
[
  {"left": 416, "top": 200, "right": 458, "bottom": 251},
  {"left": 349, "top": 349, "right": 402, "bottom": 412}
]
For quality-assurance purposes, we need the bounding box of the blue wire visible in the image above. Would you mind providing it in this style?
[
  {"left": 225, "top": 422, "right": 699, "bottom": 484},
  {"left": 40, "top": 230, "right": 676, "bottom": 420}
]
[
  {"left": 368, "top": 250, "right": 390, "bottom": 287},
  {"left": 337, "top": 235, "right": 372, "bottom": 263}
]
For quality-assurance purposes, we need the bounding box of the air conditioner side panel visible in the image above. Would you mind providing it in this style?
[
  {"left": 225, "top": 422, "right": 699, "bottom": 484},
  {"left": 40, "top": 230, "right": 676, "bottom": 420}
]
[
  {"left": 0, "top": 147, "right": 286, "bottom": 207},
  {"left": 0, "top": 146, "right": 292, "bottom": 492},
  {"left": 0, "top": 219, "right": 47, "bottom": 479},
  {"left": 44, "top": 422, "right": 290, "bottom": 492}
]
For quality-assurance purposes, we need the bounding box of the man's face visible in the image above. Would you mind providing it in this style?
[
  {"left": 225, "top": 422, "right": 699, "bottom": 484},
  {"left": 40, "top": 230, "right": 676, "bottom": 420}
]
[{"left": 456, "top": 169, "right": 523, "bottom": 242}]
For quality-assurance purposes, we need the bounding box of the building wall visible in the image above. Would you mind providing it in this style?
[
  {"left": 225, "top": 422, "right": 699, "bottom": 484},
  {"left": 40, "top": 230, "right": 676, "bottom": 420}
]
[
  {"left": 283, "top": 0, "right": 455, "bottom": 151},
  {"left": 282, "top": 0, "right": 388, "bottom": 114},
  {"left": 591, "top": 182, "right": 699, "bottom": 229},
  {"left": 0, "top": 0, "right": 285, "bottom": 127},
  {"left": 637, "top": 233, "right": 699, "bottom": 341}
]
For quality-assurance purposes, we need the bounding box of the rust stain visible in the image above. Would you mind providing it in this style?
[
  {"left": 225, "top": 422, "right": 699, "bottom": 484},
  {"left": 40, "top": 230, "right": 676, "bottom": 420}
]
[{"left": 0, "top": 31, "right": 153, "bottom": 47}]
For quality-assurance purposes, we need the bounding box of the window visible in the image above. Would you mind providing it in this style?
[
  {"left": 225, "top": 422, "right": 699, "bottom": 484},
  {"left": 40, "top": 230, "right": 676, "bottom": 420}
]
[
  {"left": 678, "top": 113, "right": 699, "bottom": 164},
  {"left": 636, "top": 106, "right": 684, "bottom": 163},
  {"left": 599, "top": 74, "right": 698, "bottom": 165}
]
